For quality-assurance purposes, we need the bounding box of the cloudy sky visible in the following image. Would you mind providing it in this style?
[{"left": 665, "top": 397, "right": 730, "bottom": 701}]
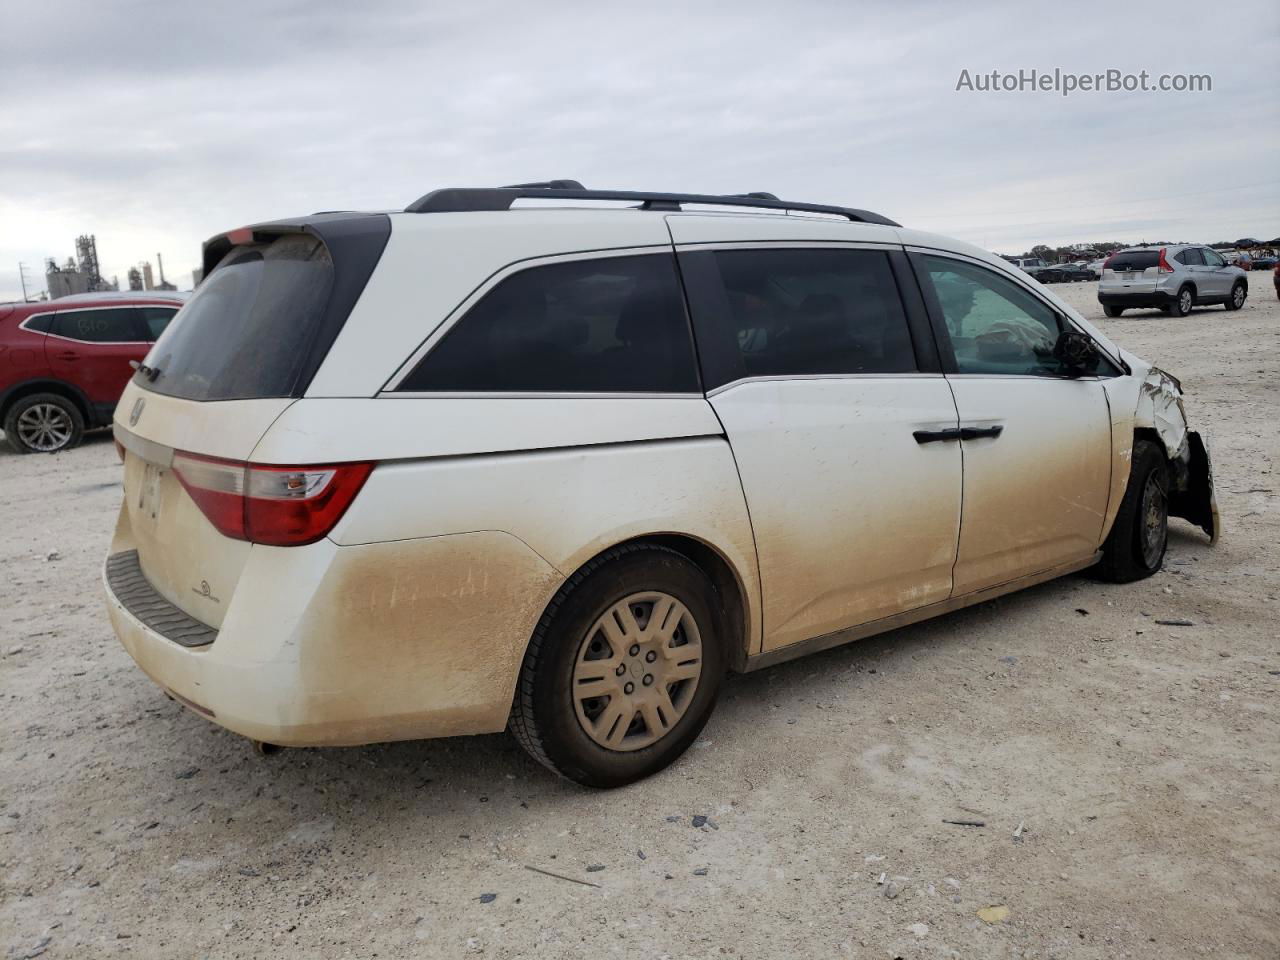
[{"left": 2, "top": 0, "right": 1277, "bottom": 300}]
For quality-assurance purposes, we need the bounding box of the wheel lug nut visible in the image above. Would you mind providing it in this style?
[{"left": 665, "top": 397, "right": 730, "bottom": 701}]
[
  {"left": 629, "top": 644, "right": 640, "bottom": 656},
  {"left": 615, "top": 664, "right": 626, "bottom": 676},
  {"left": 624, "top": 682, "right": 635, "bottom": 694},
  {"left": 645, "top": 651, "right": 656, "bottom": 663},
  {"left": 643, "top": 675, "right": 654, "bottom": 686}
]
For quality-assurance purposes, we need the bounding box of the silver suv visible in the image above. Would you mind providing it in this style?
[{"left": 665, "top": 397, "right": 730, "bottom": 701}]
[{"left": 1098, "top": 244, "right": 1248, "bottom": 317}]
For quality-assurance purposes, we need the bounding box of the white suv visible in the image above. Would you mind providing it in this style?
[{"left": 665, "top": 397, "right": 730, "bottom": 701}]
[{"left": 104, "top": 183, "right": 1219, "bottom": 787}]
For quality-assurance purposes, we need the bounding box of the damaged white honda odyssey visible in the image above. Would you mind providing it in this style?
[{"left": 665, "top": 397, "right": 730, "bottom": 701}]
[{"left": 104, "top": 182, "right": 1219, "bottom": 787}]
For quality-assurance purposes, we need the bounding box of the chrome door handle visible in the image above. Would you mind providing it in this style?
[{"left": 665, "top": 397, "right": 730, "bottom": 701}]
[
  {"left": 960, "top": 425, "right": 1004, "bottom": 441},
  {"left": 913, "top": 428, "right": 962, "bottom": 444}
]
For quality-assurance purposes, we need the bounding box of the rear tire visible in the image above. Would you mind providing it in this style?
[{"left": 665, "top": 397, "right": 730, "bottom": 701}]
[
  {"left": 1095, "top": 440, "right": 1169, "bottom": 583},
  {"left": 1170, "top": 285, "right": 1194, "bottom": 317},
  {"left": 1103, "top": 305, "right": 1125, "bottom": 318},
  {"left": 3, "top": 393, "right": 85, "bottom": 454},
  {"left": 1223, "top": 281, "right": 1246, "bottom": 311},
  {"left": 509, "top": 544, "right": 725, "bottom": 788}
]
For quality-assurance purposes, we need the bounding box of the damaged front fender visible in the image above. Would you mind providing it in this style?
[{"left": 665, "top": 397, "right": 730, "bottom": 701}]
[{"left": 1138, "top": 367, "right": 1220, "bottom": 543}]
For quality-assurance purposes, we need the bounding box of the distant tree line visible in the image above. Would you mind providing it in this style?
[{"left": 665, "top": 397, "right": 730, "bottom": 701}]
[{"left": 1015, "top": 238, "right": 1276, "bottom": 262}]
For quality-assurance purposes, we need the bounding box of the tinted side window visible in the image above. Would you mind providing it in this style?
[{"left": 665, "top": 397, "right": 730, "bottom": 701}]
[
  {"left": 1175, "top": 248, "right": 1204, "bottom": 266},
  {"left": 51, "top": 308, "right": 143, "bottom": 343},
  {"left": 398, "top": 254, "right": 698, "bottom": 393},
  {"left": 23, "top": 314, "right": 54, "bottom": 333},
  {"left": 922, "top": 256, "right": 1065, "bottom": 377},
  {"left": 678, "top": 248, "right": 916, "bottom": 387},
  {"left": 138, "top": 307, "right": 178, "bottom": 340}
]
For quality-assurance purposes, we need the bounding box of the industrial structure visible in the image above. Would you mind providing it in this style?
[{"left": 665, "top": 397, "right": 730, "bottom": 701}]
[{"left": 45, "top": 235, "right": 118, "bottom": 299}]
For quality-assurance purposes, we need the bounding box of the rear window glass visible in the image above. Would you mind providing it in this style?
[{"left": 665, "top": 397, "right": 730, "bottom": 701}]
[
  {"left": 1107, "top": 251, "right": 1160, "bottom": 271},
  {"left": 396, "top": 254, "right": 699, "bottom": 393},
  {"left": 142, "top": 236, "right": 333, "bottom": 401}
]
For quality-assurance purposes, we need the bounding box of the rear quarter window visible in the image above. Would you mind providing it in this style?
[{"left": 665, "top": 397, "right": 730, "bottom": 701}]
[
  {"left": 396, "top": 254, "right": 699, "bottom": 393},
  {"left": 143, "top": 235, "right": 334, "bottom": 401}
]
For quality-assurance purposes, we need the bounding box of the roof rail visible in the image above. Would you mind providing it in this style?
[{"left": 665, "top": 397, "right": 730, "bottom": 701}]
[{"left": 403, "top": 184, "right": 900, "bottom": 226}]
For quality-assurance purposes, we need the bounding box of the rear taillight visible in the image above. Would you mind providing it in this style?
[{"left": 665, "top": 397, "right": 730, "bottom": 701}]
[
  {"left": 1158, "top": 248, "right": 1174, "bottom": 273},
  {"left": 171, "top": 452, "right": 373, "bottom": 546},
  {"left": 1102, "top": 254, "right": 1114, "bottom": 271}
]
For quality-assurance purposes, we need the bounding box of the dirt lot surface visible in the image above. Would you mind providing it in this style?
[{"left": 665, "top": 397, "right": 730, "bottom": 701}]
[{"left": 2, "top": 280, "right": 1278, "bottom": 959}]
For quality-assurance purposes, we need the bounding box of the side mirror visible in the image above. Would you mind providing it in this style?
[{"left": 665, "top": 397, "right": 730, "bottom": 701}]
[{"left": 1054, "top": 329, "right": 1101, "bottom": 376}]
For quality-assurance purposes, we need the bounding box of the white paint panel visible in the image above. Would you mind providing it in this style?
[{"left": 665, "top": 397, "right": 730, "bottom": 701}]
[
  {"left": 249, "top": 396, "right": 723, "bottom": 463},
  {"left": 306, "top": 210, "right": 673, "bottom": 397},
  {"left": 666, "top": 212, "right": 901, "bottom": 247},
  {"left": 113, "top": 379, "right": 293, "bottom": 461},
  {"left": 947, "top": 378, "right": 1112, "bottom": 594},
  {"left": 331, "top": 436, "right": 763, "bottom": 652},
  {"left": 710, "top": 377, "right": 963, "bottom": 652}
]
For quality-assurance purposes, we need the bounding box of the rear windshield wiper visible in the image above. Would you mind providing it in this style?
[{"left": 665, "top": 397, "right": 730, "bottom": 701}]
[{"left": 129, "top": 360, "right": 161, "bottom": 382}]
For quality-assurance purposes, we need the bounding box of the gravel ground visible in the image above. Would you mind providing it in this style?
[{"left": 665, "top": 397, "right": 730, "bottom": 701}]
[{"left": 2, "top": 279, "right": 1278, "bottom": 960}]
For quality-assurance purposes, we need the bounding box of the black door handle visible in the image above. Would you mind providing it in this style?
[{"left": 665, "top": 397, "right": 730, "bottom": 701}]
[
  {"left": 960, "top": 425, "right": 1004, "bottom": 441},
  {"left": 913, "top": 428, "right": 962, "bottom": 444}
]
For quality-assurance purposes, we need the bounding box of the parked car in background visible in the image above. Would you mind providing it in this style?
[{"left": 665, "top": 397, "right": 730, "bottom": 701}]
[
  {"left": 1008, "top": 257, "right": 1062, "bottom": 283},
  {"left": 1086, "top": 258, "right": 1108, "bottom": 278},
  {"left": 103, "top": 182, "right": 1219, "bottom": 787},
  {"left": 1250, "top": 251, "right": 1277, "bottom": 270},
  {"left": 1057, "top": 262, "right": 1095, "bottom": 282},
  {"left": 1098, "top": 245, "right": 1248, "bottom": 317},
  {"left": 1273, "top": 260, "right": 1280, "bottom": 300},
  {"left": 0, "top": 292, "right": 185, "bottom": 453}
]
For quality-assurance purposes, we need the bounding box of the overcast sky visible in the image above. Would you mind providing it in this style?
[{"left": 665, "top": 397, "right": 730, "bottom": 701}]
[{"left": 2, "top": 0, "right": 1277, "bottom": 300}]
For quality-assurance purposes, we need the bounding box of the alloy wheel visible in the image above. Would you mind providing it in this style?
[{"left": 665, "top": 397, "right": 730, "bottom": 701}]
[
  {"left": 16, "top": 403, "right": 73, "bottom": 452},
  {"left": 1179, "top": 289, "right": 1192, "bottom": 314},
  {"left": 572, "top": 592, "right": 703, "bottom": 751}
]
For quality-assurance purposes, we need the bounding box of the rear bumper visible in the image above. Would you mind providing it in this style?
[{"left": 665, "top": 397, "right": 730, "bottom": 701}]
[
  {"left": 103, "top": 517, "right": 563, "bottom": 747},
  {"left": 1098, "top": 290, "right": 1177, "bottom": 308}
]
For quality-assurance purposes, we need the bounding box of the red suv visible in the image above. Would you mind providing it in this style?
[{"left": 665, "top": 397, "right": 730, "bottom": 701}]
[{"left": 0, "top": 293, "right": 184, "bottom": 453}]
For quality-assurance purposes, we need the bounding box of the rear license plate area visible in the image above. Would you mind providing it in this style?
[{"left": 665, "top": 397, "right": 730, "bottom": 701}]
[{"left": 138, "top": 462, "right": 164, "bottom": 522}]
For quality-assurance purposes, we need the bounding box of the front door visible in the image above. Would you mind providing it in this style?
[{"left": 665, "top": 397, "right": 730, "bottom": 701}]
[
  {"left": 913, "top": 252, "right": 1114, "bottom": 594},
  {"left": 676, "top": 239, "right": 964, "bottom": 652}
]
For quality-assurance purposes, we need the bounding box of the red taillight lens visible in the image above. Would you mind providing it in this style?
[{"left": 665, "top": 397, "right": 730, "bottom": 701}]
[
  {"left": 171, "top": 452, "right": 373, "bottom": 546},
  {"left": 1158, "top": 247, "right": 1173, "bottom": 273},
  {"left": 1102, "top": 254, "right": 1114, "bottom": 271}
]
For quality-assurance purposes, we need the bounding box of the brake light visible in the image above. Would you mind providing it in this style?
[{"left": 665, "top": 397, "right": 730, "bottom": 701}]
[
  {"left": 1158, "top": 248, "right": 1174, "bottom": 273},
  {"left": 171, "top": 452, "right": 373, "bottom": 546},
  {"left": 1102, "top": 254, "right": 1114, "bottom": 271}
]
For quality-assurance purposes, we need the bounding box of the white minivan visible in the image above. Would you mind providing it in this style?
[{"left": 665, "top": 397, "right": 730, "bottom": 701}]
[{"left": 104, "top": 183, "right": 1218, "bottom": 787}]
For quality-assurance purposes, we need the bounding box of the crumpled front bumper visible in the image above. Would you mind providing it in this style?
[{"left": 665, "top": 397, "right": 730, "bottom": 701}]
[{"left": 1171, "top": 430, "right": 1220, "bottom": 543}]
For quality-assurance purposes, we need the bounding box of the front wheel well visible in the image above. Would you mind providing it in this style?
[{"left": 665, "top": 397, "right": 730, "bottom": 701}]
[{"left": 1134, "top": 426, "right": 1189, "bottom": 494}]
